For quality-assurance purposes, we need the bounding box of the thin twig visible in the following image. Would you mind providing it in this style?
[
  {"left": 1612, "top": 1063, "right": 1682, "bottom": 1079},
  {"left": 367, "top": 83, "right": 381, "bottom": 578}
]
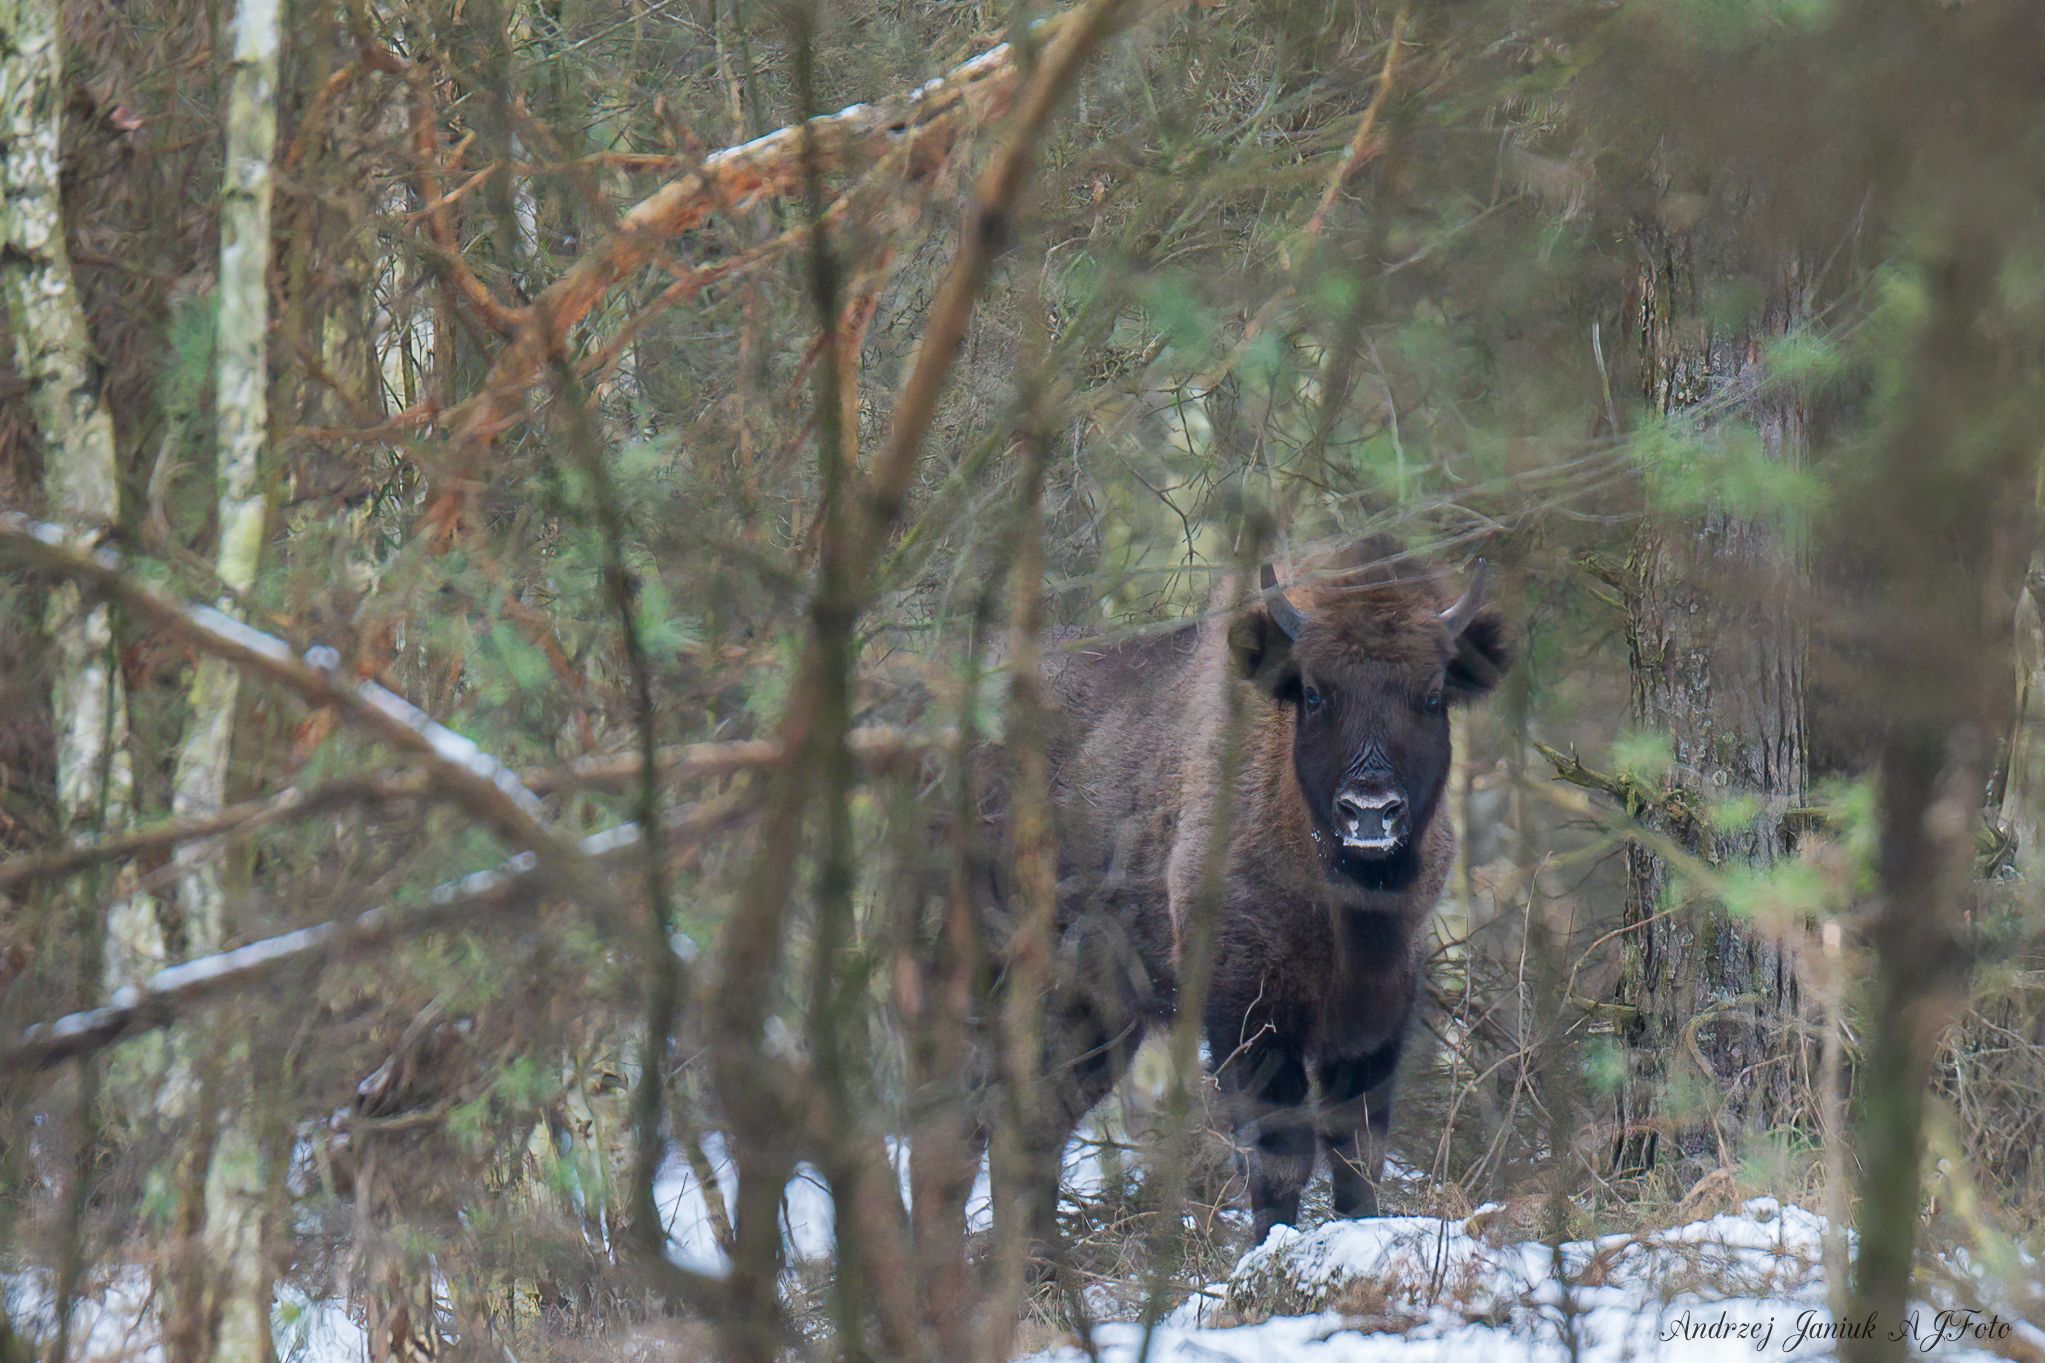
[
  {"left": 1298, "top": 6, "right": 1410, "bottom": 247},
  {"left": 0, "top": 771, "right": 434, "bottom": 893},
  {"left": 1192, "top": 9, "right": 1413, "bottom": 399}
]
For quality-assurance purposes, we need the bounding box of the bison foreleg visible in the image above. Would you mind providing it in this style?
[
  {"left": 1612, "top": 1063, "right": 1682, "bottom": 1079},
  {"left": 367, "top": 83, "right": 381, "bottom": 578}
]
[
  {"left": 1217, "top": 1040, "right": 1315, "bottom": 1242},
  {"left": 1318, "top": 1038, "right": 1403, "bottom": 1220}
]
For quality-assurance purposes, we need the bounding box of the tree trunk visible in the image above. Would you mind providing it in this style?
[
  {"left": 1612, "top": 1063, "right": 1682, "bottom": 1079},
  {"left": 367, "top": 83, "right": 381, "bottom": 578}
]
[
  {"left": 167, "top": 0, "right": 283, "bottom": 1354},
  {"left": 0, "top": 0, "right": 165, "bottom": 988},
  {"left": 171, "top": 0, "right": 278, "bottom": 964},
  {"left": 1615, "top": 229, "right": 1810, "bottom": 1178},
  {"left": 1843, "top": 233, "right": 2035, "bottom": 1363}
]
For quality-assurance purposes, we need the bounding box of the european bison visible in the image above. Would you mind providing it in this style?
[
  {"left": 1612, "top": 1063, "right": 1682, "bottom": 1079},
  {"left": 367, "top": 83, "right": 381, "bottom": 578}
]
[{"left": 1007, "top": 537, "right": 1513, "bottom": 1240}]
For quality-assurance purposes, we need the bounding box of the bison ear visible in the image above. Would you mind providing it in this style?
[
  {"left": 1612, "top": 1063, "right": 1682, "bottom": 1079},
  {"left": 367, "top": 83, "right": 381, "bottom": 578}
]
[
  {"left": 1445, "top": 607, "right": 1514, "bottom": 702},
  {"left": 1229, "top": 597, "right": 1302, "bottom": 699}
]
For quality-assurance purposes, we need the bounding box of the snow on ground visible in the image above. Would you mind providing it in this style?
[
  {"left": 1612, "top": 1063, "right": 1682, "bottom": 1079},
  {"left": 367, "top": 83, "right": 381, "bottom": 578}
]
[
  {"left": 5, "top": 1267, "right": 161, "bottom": 1363},
  {"left": 653, "top": 1129, "right": 1115, "bottom": 1274},
  {"left": 13, "top": 1184, "right": 2039, "bottom": 1362},
  {"left": 4, "top": 1269, "right": 363, "bottom": 1363},
  {"left": 1, "top": 1133, "right": 1119, "bottom": 1361},
  {"left": 1024, "top": 1198, "right": 2043, "bottom": 1363}
]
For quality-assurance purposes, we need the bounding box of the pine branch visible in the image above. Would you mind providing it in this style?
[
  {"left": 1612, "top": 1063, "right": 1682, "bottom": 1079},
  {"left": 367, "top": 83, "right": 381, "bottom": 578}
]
[{"left": 1532, "top": 740, "right": 1702, "bottom": 832}]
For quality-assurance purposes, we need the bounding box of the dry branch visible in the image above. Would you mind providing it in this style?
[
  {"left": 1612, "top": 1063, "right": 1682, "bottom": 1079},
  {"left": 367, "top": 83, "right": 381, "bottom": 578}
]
[
  {"left": 1534, "top": 739, "right": 2010, "bottom": 877},
  {"left": 519, "top": 724, "right": 942, "bottom": 794},
  {"left": 0, "top": 771, "right": 436, "bottom": 893},
  {"left": 863, "top": 0, "right": 1145, "bottom": 548},
  {"left": 1531, "top": 739, "right": 1695, "bottom": 829},
  {"left": 693, "top": 9, "right": 1150, "bottom": 1354},
  {"left": 0, "top": 511, "right": 570, "bottom": 866},
  {"left": 0, "top": 727, "right": 940, "bottom": 894},
  {"left": 361, "top": 37, "right": 529, "bottom": 338},
  {"left": 1298, "top": 5, "right": 1410, "bottom": 246},
  {"left": 424, "top": 6, "right": 1102, "bottom": 536},
  {"left": 1188, "top": 9, "right": 1412, "bottom": 400}
]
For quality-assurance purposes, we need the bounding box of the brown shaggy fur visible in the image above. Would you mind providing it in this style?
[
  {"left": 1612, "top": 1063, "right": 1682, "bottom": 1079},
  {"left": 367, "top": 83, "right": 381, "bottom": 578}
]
[{"left": 1001, "top": 537, "right": 1513, "bottom": 1241}]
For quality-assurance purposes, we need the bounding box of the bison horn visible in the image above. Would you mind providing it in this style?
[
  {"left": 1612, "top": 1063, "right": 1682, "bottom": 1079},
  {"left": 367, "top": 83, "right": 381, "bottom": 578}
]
[
  {"left": 1440, "top": 558, "right": 1491, "bottom": 638},
  {"left": 1258, "top": 563, "right": 1306, "bottom": 640},
  {"left": 1251, "top": 564, "right": 1300, "bottom": 641}
]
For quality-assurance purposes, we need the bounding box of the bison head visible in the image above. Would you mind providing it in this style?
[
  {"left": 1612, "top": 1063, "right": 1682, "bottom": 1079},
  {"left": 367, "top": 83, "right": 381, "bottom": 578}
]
[{"left": 1230, "top": 544, "right": 1514, "bottom": 891}]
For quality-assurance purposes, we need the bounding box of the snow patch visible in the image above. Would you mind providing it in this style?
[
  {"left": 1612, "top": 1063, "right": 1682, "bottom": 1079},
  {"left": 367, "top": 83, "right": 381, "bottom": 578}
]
[
  {"left": 4, "top": 1268, "right": 365, "bottom": 1363},
  {"left": 1025, "top": 1200, "right": 2025, "bottom": 1362},
  {"left": 654, "top": 1129, "right": 1116, "bottom": 1270}
]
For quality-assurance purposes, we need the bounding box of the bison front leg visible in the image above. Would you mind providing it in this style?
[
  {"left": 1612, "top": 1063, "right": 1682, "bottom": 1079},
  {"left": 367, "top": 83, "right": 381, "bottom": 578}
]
[
  {"left": 1215, "top": 1038, "right": 1315, "bottom": 1242},
  {"left": 1319, "top": 1038, "right": 1402, "bottom": 1220}
]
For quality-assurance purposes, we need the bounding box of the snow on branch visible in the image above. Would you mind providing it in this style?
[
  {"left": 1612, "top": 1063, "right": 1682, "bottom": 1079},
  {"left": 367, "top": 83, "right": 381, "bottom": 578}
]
[
  {"left": 0, "top": 510, "right": 564, "bottom": 859},
  {"left": 7, "top": 796, "right": 754, "bottom": 1071}
]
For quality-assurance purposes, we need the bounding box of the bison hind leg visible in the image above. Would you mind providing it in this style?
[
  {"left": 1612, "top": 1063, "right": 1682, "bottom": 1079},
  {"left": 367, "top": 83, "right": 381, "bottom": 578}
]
[
  {"left": 987, "top": 994, "right": 1152, "bottom": 1284},
  {"left": 989, "top": 910, "right": 1163, "bottom": 1271}
]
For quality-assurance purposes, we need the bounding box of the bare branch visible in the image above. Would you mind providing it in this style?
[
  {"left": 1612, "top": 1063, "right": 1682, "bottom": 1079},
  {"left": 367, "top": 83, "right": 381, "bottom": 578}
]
[
  {"left": 0, "top": 511, "right": 572, "bottom": 865},
  {"left": 0, "top": 770, "right": 435, "bottom": 893},
  {"left": 1531, "top": 739, "right": 1694, "bottom": 829},
  {"left": 359, "top": 37, "right": 530, "bottom": 338},
  {"left": 863, "top": 0, "right": 1147, "bottom": 549},
  {"left": 1299, "top": 5, "right": 1410, "bottom": 245},
  {"left": 2, "top": 723, "right": 947, "bottom": 1065},
  {"left": 0, "top": 726, "right": 942, "bottom": 896},
  {"left": 6, "top": 795, "right": 755, "bottom": 1071},
  {"left": 1190, "top": 11, "right": 1414, "bottom": 400},
  {"left": 520, "top": 725, "right": 940, "bottom": 792}
]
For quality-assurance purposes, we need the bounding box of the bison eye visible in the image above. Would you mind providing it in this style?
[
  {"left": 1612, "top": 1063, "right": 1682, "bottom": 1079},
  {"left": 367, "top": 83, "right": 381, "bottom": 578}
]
[
  {"left": 1422, "top": 690, "right": 1444, "bottom": 715},
  {"left": 1303, "top": 683, "right": 1327, "bottom": 714}
]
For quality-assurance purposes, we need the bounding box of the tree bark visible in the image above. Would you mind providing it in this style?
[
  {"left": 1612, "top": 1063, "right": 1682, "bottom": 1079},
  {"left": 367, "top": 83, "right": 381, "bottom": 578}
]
[
  {"left": 0, "top": 0, "right": 165, "bottom": 987},
  {"left": 168, "top": 0, "right": 284, "bottom": 1354},
  {"left": 1616, "top": 228, "right": 1810, "bottom": 1177},
  {"left": 1843, "top": 234, "right": 2035, "bottom": 1363},
  {"left": 171, "top": 0, "right": 278, "bottom": 968}
]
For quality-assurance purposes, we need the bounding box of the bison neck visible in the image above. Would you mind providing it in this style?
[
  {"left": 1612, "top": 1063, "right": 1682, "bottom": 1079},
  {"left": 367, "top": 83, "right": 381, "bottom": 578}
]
[{"left": 1331, "top": 839, "right": 1428, "bottom": 893}]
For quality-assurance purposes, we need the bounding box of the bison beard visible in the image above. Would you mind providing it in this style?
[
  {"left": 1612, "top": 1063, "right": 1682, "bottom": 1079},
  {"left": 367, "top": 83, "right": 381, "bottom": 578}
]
[{"left": 991, "top": 537, "right": 1514, "bottom": 1245}]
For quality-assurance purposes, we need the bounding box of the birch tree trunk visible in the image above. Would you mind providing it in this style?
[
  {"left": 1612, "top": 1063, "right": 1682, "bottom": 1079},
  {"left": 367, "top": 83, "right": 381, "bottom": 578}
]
[
  {"left": 167, "top": 0, "right": 283, "bottom": 1355},
  {"left": 0, "top": 0, "right": 165, "bottom": 986},
  {"left": 1615, "top": 229, "right": 1811, "bottom": 1178}
]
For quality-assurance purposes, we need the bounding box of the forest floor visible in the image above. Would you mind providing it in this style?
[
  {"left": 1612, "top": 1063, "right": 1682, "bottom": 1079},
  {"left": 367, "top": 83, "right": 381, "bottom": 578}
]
[
  {"left": 655, "top": 1136, "right": 2039, "bottom": 1363},
  {"left": 7, "top": 1142, "right": 2038, "bottom": 1361},
  {"left": 1019, "top": 1194, "right": 2034, "bottom": 1362}
]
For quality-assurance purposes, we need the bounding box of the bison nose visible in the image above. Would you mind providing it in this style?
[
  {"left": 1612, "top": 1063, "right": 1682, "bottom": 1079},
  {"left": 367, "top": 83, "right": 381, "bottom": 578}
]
[{"left": 1335, "top": 788, "right": 1408, "bottom": 850}]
